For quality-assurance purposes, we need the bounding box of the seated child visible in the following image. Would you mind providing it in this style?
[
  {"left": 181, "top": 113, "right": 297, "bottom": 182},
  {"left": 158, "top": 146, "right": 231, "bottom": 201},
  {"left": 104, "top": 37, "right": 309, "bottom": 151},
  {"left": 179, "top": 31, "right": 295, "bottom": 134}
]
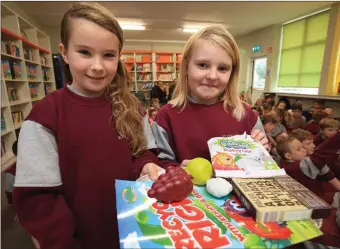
[
  {"left": 270, "top": 108, "right": 287, "bottom": 139},
  {"left": 324, "top": 107, "right": 333, "bottom": 118},
  {"left": 148, "top": 107, "right": 157, "bottom": 126},
  {"left": 290, "top": 129, "right": 315, "bottom": 155},
  {"left": 262, "top": 103, "right": 272, "bottom": 116},
  {"left": 314, "top": 117, "right": 339, "bottom": 147},
  {"left": 277, "top": 132, "right": 340, "bottom": 247},
  {"left": 261, "top": 114, "right": 276, "bottom": 146},
  {"left": 286, "top": 103, "right": 306, "bottom": 132},
  {"left": 277, "top": 132, "right": 340, "bottom": 203},
  {"left": 305, "top": 109, "right": 328, "bottom": 135}
]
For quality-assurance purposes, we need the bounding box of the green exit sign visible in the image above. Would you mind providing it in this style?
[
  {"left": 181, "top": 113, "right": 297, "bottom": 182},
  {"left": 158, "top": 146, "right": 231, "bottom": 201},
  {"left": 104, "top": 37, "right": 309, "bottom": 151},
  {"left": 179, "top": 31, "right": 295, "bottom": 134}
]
[{"left": 252, "top": 46, "right": 261, "bottom": 52}]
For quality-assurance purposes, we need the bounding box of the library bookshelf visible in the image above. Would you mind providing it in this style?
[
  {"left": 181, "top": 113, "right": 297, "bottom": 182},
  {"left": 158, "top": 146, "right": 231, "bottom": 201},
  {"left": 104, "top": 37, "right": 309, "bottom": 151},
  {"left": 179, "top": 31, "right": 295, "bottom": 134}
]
[
  {"left": 1, "top": 4, "right": 56, "bottom": 171},
  {"left": 121, "top": 50, "right": 182, "bottom": 104}
]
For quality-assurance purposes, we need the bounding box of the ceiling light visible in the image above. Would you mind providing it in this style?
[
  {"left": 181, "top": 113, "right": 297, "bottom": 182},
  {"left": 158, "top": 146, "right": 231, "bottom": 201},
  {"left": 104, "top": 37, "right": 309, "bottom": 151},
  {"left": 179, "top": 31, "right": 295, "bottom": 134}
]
[
  {"left": 182, "top": 28, "right": 200, "bottom": 33},
  {"left": 120, "top": 24, "right": 145, "bottom": 30}
]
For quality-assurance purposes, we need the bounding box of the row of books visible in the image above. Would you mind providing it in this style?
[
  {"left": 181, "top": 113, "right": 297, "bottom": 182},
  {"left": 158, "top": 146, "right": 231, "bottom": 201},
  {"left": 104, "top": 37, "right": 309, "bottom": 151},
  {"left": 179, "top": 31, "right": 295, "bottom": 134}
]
[
  {"left": 40, "top": 53, "right": 49, "bottom": 66},
  {"left": 156, "top": 64, "right": 173, "bottom": 72},
  {"left": 136, "top": 74, "right": 152, "bottom": 81},
  {"left": 2, "top": 60, "right": 22, "bottom": 80},
  {"left": 24, "top": 48, "right": 37, "bottom": 62},
  {"left": 12, "top": 111, "right": 23, "bottom": 126},
  {"left": 7, "top": 88, "right": 20, "bottom": 102},
  {"left": 157, "top": 74, "right": 173, "bottom": 81},
  {"left": 1, "top": 41, "right": 20, "bottom": 57}
]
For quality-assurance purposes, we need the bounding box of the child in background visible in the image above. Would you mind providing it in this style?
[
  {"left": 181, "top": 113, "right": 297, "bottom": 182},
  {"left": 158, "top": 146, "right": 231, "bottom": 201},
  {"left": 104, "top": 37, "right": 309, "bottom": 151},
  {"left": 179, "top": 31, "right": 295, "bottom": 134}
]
[
  {"left": 286, "top": 103, "right": 306, "bottom": 132},
  {"left": 277, "top": 132, "right": 340, "bottom": 248},
  {"left": 254, "top": 97, "right": 263, "bottom": 107},
  {"left": 261, "top": 115, "right": 279, "bottom": 157},
  {"left": 262, "top": 102, "right": 272, "bottom": 116},
  {"left": 324, "top": 107, "right": 333, "bottom": 118},
  {"left": 150, "top": 98, "right": 160, "bottom": 110},
  {"left": 270, "top": 108, "right": 287, "bottom": 138},
  {"left": 274, "top": 101, "right": 287, "bottom": 111},
  {"left": 149, "top": 25, "right": 268, "bottom": 169},
  {"left": 264, "top": 94, "right": 275, "bottom": 107},
  {"left": 148, "top": 107, "right": 157, "bottom": 126},
  {"left": 314, "top": 118, "right": 339, "bottom": 147},
  {"left": 13, "top": 3, "right": 160, "bottom": 249},
  {"left": 290, "top": 129, "right": 315, "bottom": 155},
  {"left": 305, "top": 109, "right": 328, "bottom": 135},
  {"left": 277, "top": 133, "right": 340, "bottom": 203}
]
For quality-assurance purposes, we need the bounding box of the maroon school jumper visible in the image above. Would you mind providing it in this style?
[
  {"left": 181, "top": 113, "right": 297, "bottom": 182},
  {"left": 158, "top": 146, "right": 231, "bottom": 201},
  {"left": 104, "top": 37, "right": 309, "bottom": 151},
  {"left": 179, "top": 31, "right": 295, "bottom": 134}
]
[
  {"left": 155, "top": 102, "right": 259, "bottom": 167},
  {"left": 13, "top": 86, "right": 158, "bottom": 249}
]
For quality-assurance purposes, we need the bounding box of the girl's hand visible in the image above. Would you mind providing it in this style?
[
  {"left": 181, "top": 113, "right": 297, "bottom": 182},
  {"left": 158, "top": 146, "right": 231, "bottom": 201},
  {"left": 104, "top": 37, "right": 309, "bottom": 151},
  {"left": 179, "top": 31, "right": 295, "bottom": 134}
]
[
  {"left": 180, "top": 159, "right": 190, "bottom": 168},
  {"left": 140, "top": 163, "right": 164, "bottom": 181},
  {"left": 251, "top": 129, "right": 270, "bottom": 151}
]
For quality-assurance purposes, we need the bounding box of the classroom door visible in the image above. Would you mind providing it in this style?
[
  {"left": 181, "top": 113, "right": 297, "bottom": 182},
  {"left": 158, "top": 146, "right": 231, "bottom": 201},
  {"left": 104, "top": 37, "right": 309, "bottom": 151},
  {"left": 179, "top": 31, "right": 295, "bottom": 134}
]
[{"left": 251, "top": 57, "right": 267, "bottom": 104}]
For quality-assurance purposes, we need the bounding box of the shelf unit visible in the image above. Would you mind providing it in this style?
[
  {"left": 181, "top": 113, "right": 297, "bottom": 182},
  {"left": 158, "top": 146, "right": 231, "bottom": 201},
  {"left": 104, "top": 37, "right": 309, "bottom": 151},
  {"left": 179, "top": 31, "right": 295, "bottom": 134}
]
[
  {"left": 1, "top": 3, "right": 56, "bottom": 171},
  {"left": 121, "top": 50, "right": 182, "bottom": 105}
]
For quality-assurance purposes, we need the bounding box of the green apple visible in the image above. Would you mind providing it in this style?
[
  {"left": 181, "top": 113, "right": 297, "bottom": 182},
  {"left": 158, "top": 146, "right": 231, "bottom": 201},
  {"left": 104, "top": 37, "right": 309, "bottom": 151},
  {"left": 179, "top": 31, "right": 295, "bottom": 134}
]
[{"left": 184, "top": 158, "right": 213, "bottom": 186}]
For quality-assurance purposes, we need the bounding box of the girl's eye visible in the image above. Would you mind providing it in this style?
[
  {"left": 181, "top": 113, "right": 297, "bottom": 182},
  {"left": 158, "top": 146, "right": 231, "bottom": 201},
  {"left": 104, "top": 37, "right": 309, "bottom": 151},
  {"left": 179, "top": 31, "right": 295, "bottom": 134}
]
[
  {"left": 79, "top": 50, "right": 90, "bottom": 56},
  {"left": 219, "top": 67, "right": 229, "bottom": 72},
  {"left": 198, "top": 63, "right": 207, "bottom": 69},
  {"left": 104, "top": 53, "right": 115, "bottom": 58}
]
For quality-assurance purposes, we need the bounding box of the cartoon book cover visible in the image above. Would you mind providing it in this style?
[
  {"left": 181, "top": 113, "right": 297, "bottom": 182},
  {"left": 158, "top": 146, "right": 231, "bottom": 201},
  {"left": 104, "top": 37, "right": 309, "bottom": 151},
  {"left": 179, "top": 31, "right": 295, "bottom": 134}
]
[
  {"left": 208, "top": 134, "right": 286, "bottom": 178},
  {"left": 115, "top": 180, "right": 322, "bottom": 249}
]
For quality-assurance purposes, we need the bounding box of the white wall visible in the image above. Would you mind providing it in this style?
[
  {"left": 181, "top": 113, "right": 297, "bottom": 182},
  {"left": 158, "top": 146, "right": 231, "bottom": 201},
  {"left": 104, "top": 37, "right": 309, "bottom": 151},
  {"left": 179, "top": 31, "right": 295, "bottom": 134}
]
[
  {"left": 2, "top": 2, "right": 45, "bottom": 32},
  {"left": 236, "top": 24, "right": 282, "bottom": 104}
]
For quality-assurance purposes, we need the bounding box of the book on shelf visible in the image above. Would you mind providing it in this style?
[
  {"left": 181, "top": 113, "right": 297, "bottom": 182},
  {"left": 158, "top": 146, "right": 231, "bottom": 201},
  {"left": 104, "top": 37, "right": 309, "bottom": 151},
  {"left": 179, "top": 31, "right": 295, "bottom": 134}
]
[
  {"left": 24, "top": 48, "right": 36, "bottom": 61},
  {"left": 1, "top": 115, "right": 6, "bottom": 131},
  {"left": 140, "top": 82, "right": 153, "bottom": 91},
  {"left": 2, "top": 60, "right": 12, "bottom": 79},
  {"left": 157, "top": 64, "right": 173, "bottom": 72},
  {"left": 156, "top": 54, "right": 173, "bottom": 62},
  {"left": 115, "top": 179, "right": 323, "bottom": 249},
  {"left": 1, "top": 41, "right": 20, "bottom": 57},
  {"left": 135, "top": 54, "right": 151, "bottom": 62},
  {"left": 7, "top": 88, "right": 20, "bottom": 102},
  {"left": 26, "top": 65, "right": 37, "bottom": 80},
  {"left": 137, "top": 73, "right": 152, "bottom": 81},
  {"left": 231, "top": 176, "right": 332, "bottom": 223},
  {"left": 12, "top": 62, "right": 22, "bottom": 79},
  {"left": 29, "top": 84, "right": 39, "bottom": 98},
  {"left": 157, "top": 74, "right": 173, "bottom": 81},
  {"left": 40, "top": 53, "right": 49, "bottom": 65},
  {"left": 44, "top": 84, "right": 53, "bottom": 95},
  {"left": 12, "top": 111, "right": 23, "bottom": 125},
  {"left": 43, "top": 68, "right": 51, "bottom": 81}
]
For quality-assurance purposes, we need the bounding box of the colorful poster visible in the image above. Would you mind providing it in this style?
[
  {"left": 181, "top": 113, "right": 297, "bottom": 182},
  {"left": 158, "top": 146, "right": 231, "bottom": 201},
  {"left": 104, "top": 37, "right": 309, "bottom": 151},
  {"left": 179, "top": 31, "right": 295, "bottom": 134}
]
[{"left": 116, "top": 180, "right": 322, "bottom": 249}]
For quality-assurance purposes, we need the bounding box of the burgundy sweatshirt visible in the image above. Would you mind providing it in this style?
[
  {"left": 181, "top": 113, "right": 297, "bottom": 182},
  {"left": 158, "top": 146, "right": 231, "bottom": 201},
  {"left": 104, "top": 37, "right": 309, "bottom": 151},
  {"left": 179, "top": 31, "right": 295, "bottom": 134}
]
[
  {"left": 13, "top": 86, "right": 158, "bottom": 249},
  {"left": 153, "top": 102, "right": 260, "bottom": 168},
  {"left": 305, "top": 120, "right": 320, "bottom": 135}
]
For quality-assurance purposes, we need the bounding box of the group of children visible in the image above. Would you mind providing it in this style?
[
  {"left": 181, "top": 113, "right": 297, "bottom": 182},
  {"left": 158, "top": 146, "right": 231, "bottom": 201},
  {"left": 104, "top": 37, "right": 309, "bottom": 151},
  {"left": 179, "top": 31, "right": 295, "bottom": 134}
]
[
  {"left": 254, "top": 96, "right": 340, "bottom": 247},
  {"left": 5, "top": 2, "right": 339, "bottom": 249}
]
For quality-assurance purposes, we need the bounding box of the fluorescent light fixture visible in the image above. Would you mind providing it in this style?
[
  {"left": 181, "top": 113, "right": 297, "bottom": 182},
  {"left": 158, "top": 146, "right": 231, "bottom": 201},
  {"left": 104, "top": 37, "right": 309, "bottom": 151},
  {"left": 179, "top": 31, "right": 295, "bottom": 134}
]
[
  {"left": 182, "top": 27, "right": 200, "bottom": 33},
  {"left": 120, "top": 24, "right": 145, "bottom": 30}
]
